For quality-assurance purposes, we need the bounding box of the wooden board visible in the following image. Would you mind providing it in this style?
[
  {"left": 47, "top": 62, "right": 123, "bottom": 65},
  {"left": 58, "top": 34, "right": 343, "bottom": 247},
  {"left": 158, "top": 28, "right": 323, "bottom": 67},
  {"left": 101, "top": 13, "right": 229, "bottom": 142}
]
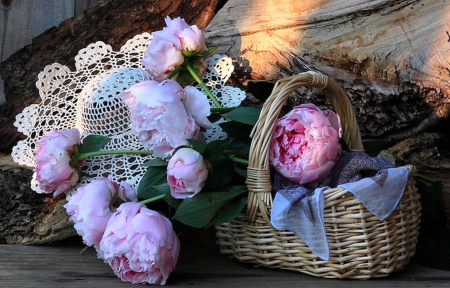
[
  {"left": 1, "top": 242, "right": 450, "bottom": 287},
  {"left": 0, "top": 0, "right": 101, "bottom": 61},
  {"left": 0, "top": 0, "right": 101, "bottom": 104}
]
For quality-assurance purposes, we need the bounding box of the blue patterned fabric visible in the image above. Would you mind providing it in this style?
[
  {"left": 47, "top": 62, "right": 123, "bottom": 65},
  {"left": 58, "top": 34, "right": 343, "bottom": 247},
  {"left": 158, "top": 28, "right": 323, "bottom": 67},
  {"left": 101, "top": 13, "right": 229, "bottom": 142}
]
[{"left": 271, "top": 151, "right": 409, "bottom": 260}]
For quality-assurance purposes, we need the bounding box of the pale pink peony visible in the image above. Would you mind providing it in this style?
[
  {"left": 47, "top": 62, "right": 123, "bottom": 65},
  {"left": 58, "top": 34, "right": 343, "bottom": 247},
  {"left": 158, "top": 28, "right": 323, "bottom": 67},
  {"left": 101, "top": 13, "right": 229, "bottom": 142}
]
[
  {"left": 269, "top": 103, "right": 342, "bottom": 184},
  {"left": 142, "top": 16, "right": 207, "bottom": 81},
  {"left": 99, "top": 202, "right": 180, "bottom": 285},
  {"left": 64, "top": 176, "right": 137, "bottom": 247},
  {"left": 158, "top": 16, "right": 207, "bottom": 53},
  {"left": 121, "top": 79, "right": 203, "bottom": 159},
  {"left": 183, "top": 86, "right": 212, "bottom": 129},
  {"left": 167, "top": 147, "right": 209, "bottom": 199},
  {"left": 141, "top": 38, "right": 184, "bottom": 82},
  {"left": 34, "top": 128, "right": 81, "bottom": 196}
]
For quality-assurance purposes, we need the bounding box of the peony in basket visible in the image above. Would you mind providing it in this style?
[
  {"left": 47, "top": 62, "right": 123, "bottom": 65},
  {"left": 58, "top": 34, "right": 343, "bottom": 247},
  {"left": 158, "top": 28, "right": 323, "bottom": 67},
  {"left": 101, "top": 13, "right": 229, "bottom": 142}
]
[{"left": 215, "top": 72, "right": 421, "bottom": 279}]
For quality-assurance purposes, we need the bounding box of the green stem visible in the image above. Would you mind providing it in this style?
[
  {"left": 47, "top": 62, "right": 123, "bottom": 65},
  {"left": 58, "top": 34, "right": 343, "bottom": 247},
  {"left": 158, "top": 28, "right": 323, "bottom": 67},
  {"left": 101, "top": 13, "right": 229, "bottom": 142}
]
[
  {"left": 78, "top": 149, "right": 153, "bottom": 161},
  {"left": 185, "top": 63, "right": 222, "bottom": 108},
  {"left": 139, "top": 194, "right": 166, "bottom": 205},
  {"left": 414, "top": 172, "right": 437, "bottom": 182},
  {"left": 228, "top": 155, "right": 249, "bottom": 165},
  {"left": 166, "top": 66, "right": 183, "bottom": 79}
]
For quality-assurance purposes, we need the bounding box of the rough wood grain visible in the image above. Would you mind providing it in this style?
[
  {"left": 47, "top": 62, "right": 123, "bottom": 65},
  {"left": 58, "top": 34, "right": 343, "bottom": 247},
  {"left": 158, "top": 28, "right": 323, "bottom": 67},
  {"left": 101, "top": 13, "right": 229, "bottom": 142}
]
[
  {"left": 0, "top": 155, "right": 77, "bottom": 244},
  {"left": 1, "top": 242, "right": 450, "bottom": 287},
  {"left": 205, "top": 0, "right": 450, "bottom": 140}
]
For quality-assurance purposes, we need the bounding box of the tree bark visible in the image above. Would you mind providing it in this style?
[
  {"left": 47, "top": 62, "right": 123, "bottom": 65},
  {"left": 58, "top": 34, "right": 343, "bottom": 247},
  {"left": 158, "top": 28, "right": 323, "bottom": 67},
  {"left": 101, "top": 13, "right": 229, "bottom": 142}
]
[
  {"left": 0, "top": 0, "right": 220, "bottom": 244},
  {"left": 205, "top": 0, "right": 450, "bottom": 140}
]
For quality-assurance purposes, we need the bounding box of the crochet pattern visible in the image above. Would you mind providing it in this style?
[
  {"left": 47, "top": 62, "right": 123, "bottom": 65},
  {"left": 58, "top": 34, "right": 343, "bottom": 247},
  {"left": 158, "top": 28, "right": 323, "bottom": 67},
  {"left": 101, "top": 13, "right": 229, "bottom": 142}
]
[{"left": 12, "top": 33, "right": 245, "bottom": 197}]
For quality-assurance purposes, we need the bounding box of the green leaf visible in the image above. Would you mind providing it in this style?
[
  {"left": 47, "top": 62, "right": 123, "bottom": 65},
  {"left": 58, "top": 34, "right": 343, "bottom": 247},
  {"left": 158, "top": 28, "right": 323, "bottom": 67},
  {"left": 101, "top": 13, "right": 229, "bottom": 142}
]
[
  {"left": 163, "top": 190, "right": 182, "bottom": 209},
  {"left": 187, "top": 139, "right": 207, "bottom": 154},
  {"left": 219, "top": 121, "right": 253, "bottom": 143},
  {"left": 172, "top": 186, "right": 247, "bottom": 228},
  {"left": 198, "top": 46, "right": 218, "bottom": 59},
  {"left": 78, "top": 135, "right": 111, "bottom": 154},
  {"left": 137, "top": 166, "right": 168, "bottom": 199},
  {"left": 204, "top": 139, "right": 230, "bottom": 159},
  {"left": 225, "top": 107, "right": 261, "bottom": 126},
  {"left": 204, "top": 158, "right": 235, "bottom": 190},
  {"left": 227, "top": 140, "right": 250, "bottom": 156},
  {"left": 207, "top": 113, "right": 223, "bottom": 123},
  {"left": 142, "top": 158, "right": 168, "bottom": 167},
  {"left": 233, "top": 163, "right": 247, "bottom": 178},
  {"left": 247, "top": 80, "right": 275, "bottom": 101},
  {"left": 210, "top": 195, "right": 247, "bottom": 226}
]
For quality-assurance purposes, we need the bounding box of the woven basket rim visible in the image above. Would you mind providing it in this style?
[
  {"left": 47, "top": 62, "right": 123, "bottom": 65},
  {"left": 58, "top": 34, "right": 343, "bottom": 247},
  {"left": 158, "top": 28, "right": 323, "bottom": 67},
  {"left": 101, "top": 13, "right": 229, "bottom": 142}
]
[
  {"left": 245, "top": 71, "right": 402, "bottom": 222},
  {"left": 218, "top": 72, "right": 420, "bottom": 279}
]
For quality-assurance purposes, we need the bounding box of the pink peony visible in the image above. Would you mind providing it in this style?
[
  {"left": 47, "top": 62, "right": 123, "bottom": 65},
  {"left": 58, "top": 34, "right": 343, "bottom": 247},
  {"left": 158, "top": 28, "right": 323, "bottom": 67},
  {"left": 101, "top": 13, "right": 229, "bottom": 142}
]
[
  {"left": 158, "top": 16, "right": 207, "bottom": 53},
  {"left": 269, "top": 103, "right": 342, "bottom": 184},
  {"left": 167, "top": 147, "right": 209, "bottom": 199},
  {"left": 64, "top": 176, "right": 137, "bottom": 247},
  {"left": 141, "top": 38, "right": 184, "bottom": 82},
  {"left": 142, "top": 16, "right": 207, "bottom": 81},
  {"left": 183, "top": 86, "right": 212, "bottom": 129},
  {"left": 99, "top": 202, "right": 180, "bottom": 285},
  {"left": 121, "top": 79, "right": 203, "bottom": 159},
  {"left": 34, "top": 128, "right": 81, "bottom": 196}
]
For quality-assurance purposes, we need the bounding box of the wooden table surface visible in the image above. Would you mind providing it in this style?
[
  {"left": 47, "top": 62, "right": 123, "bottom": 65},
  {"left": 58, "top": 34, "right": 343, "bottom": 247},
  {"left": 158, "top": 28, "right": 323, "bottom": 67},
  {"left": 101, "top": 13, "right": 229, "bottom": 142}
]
[{"left": 1, "top": 237, "right": 450, "bottom": 288}]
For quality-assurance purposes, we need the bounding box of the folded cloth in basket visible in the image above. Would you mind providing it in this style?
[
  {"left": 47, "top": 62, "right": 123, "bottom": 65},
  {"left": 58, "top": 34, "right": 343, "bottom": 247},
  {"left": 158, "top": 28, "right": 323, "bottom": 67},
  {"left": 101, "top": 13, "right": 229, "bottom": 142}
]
[{"left": 270, "top": 152, "right": 409, "bottom": 260}]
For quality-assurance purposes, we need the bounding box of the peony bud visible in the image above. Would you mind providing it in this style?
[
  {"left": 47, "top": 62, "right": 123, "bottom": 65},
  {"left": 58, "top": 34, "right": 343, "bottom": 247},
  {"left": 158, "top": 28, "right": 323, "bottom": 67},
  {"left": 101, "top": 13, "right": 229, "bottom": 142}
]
[{"left": 167, "top": 147, "right": 208, "bottom": 199}]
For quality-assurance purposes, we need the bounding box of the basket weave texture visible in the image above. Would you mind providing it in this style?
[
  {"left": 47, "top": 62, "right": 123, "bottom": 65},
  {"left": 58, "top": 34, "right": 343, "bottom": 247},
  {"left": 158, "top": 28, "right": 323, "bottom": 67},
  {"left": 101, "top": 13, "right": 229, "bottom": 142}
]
[{"left": 216, "top": 71, "right": 421, "bottom": 279}]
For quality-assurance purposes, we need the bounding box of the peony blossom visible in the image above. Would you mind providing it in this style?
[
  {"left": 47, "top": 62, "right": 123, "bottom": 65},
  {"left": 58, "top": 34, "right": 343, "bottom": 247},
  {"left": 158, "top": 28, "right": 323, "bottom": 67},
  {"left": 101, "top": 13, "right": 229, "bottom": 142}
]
[
  {"left": 157, "top": 16, "right": 207, "bottom": 53},
  {"left": 64, "top": 176, "right": 137, "bottom": 247},
  {"left": 99, "top": 202, "right": 180, "bottom": 285},
  {"left": 121, "top": 79, "right": 203, "bottom": 159},
  {"left": 183, "top": 86, "right": 213, "bottom": 129},
  {"left": 141, "top": 38, "right": 184, "bottom": 82},
  {"left": 34, "top": 128, "right": 81, "bottom": 196},
  {"left": 167, "top": 147, "right": 209, "bottom": 199},
  {"left": 269, "top": 103, "right": 342, "bottom": 184},
  {"left": 142, "top": 16, "right": 207, "bottom": 81}
]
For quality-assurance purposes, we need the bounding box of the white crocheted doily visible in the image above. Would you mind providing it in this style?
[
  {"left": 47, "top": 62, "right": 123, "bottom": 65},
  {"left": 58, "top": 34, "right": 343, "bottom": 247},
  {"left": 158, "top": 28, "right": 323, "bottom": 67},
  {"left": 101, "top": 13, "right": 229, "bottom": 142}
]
[{"left": 11, "top": 33, "right": 246, "bottom": 197}]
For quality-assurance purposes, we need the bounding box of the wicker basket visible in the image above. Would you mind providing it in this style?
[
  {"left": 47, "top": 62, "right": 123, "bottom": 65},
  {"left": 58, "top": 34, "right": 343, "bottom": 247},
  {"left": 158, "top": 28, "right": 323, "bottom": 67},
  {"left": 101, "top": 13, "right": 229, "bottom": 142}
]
[{"left": 216, "top": 71, "right": 421, "bottom": 279}]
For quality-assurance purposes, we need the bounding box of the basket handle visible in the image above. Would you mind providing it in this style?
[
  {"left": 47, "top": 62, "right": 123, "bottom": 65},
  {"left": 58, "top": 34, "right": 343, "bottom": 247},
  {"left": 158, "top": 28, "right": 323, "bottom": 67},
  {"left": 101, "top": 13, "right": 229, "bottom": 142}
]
[{"left": 246, "top": 71, "right": 364, "bottom": 223}]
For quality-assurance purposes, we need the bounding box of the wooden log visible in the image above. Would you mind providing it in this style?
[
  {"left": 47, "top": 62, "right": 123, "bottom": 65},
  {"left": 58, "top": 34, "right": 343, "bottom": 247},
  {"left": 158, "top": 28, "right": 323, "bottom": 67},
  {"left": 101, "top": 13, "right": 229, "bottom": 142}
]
[
  {"left": 205, "top": 0, "right": 450, "bottom": 141},
  {"left": 0, "top": 0, "right": 220, "bottom": 244}
]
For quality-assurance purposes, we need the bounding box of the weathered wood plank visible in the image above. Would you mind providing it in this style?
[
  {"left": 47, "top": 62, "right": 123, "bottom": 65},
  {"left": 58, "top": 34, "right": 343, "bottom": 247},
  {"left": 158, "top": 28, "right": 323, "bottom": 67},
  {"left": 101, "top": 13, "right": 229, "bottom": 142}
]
[
  {"left": 74, "top": 0, "right": 102, "bottom": 15},
  {"left": 0, "top": 0, "right": 74, "bottom": 61},
  {"left": 1, "top": 242, "right": 450, "bottom": 287},
  {"left": 0, "top": 0, "right": 99, "bottom": 105}
]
